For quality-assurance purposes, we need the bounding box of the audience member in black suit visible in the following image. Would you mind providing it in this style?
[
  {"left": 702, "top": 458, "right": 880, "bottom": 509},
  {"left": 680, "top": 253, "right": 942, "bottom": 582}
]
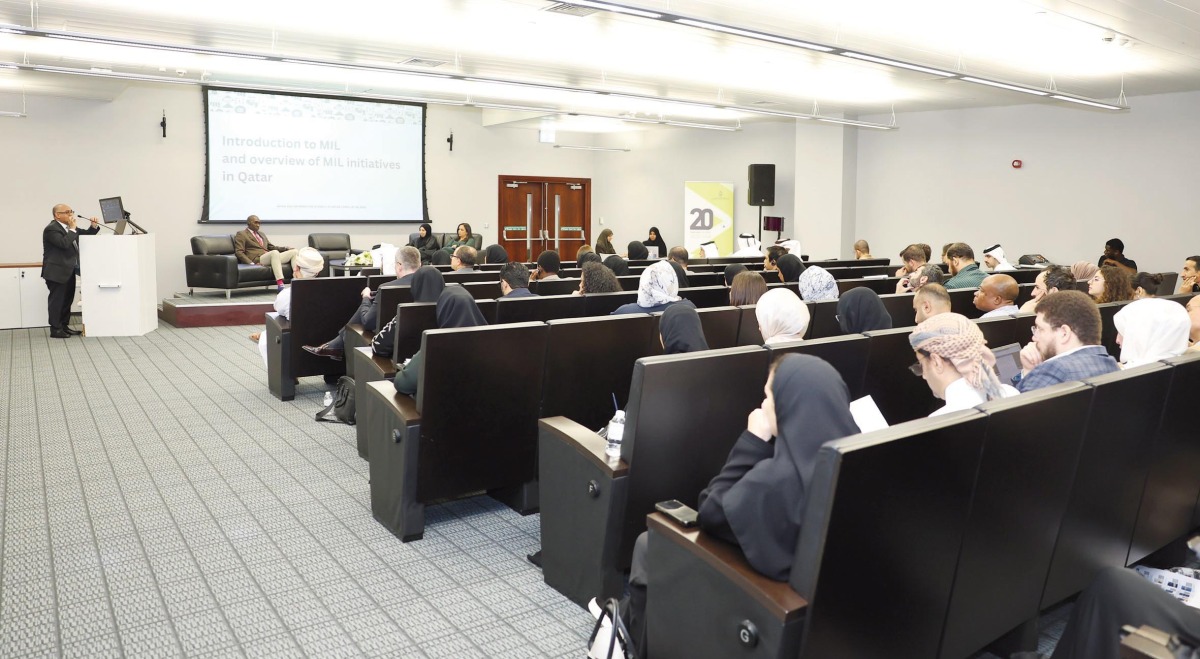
[
  {"left": 838, "top": 287, "right": 893, "bottom": 333},
  {"left": 371, "top": 266, "right": 446, "bottom": 360},
  {"left": 393, "top": 286, "right": 486, "bottom": 396},
  {"left": 609, "top": 355, "right": 859, "bottom": 655},
  {"left": 408, "top": 223, "right": 440, "bottom": 264},
  {"left": 41, "top": 204, "right": 100, "bottom": 338},
  {"left": 642, "top": 226, "right": 667, "bottom": 257},
  {"left": 499, "top": 262, "right": 536, "bottom": 298},
  {"left": 659, "top": 303, "right": 708, "bottom": 354},
  {"left": 626, "top": 241, "right": 649, "bottom": 260},
  {"left": 1097, "top": 238, "right": 1137, "bottom": 273},
  {"left": 775, "top": 253, "right": 805, "bottom": 284},
  {"left": 302, "top": 246, "right": 421, "bottom": 361}
]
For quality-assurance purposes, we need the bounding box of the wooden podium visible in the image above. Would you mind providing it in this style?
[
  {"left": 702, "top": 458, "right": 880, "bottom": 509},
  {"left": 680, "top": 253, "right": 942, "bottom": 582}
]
[{"left": 79, "top": 234, "right": 158, "bottom": 336}]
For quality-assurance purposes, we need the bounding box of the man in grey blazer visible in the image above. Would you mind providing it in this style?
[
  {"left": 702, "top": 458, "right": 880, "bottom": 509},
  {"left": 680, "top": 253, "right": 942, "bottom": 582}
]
[{"left": 41, "top": 204, "right": 100, "bottom": 338}]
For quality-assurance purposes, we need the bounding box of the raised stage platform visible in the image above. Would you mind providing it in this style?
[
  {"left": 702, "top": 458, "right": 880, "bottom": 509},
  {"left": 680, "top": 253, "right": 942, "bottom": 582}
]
[{"left": 159, "top": 289, "right": 278, "bottom": 328}]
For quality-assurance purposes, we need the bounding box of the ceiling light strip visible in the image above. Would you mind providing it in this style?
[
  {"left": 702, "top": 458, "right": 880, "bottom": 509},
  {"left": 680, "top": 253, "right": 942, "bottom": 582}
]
[
  {"left": 553, "top": 144, "right": 631, "bottom": 152},
  {"left": 1048, "top": 94, "right": 1124, "bottom": 110},
  {"left": 550, "top": 5, "right": 1125, "bottom": 110}
]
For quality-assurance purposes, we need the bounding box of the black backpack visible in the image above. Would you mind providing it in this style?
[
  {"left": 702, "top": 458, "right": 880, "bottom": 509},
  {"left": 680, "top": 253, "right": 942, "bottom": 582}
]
[{"left": 315, "top": 376, "right": 356, "bottom": 425}]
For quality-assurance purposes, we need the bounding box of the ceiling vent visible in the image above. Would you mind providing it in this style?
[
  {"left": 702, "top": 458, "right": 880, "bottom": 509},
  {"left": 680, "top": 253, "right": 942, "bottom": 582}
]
[
  {"left": 544, "top": 3, "right": 600, "bottom": 17},
  {"left": 400, "top": 57, "right": 448, "bottom": 68}
]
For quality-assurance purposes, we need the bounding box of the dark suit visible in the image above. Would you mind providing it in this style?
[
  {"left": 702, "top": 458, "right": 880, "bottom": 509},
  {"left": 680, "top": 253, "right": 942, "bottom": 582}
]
[
  {"left": 327, "top": 273, "right": 414, "bottom": 350},
  {"left": 41, "top": 220, "right": 99, "bottom": 331},
  {"left": 503, "top": 287, "right": 537, "bottom": 298}
]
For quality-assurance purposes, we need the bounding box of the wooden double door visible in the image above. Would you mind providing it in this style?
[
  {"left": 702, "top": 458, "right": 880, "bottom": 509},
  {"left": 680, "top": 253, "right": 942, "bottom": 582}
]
[{"left": 497, "top": 176, "right": 591, "bottom": 264}]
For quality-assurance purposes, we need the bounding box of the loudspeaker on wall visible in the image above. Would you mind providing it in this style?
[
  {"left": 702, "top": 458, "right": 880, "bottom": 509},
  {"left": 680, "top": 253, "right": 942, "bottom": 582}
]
[{"left": 748, "top": 164, "right": 775, "bottom": 206}]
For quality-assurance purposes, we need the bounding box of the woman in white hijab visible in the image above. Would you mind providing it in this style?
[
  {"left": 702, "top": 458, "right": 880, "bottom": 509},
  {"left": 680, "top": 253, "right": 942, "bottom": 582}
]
[
  {"left": 755, "top": 288, "right": 811, "bottom": 344},
  {"left": 611, "top": 261, "right": 683, "bottom": 315},
  {"left": 796, "top": 265, "right": 839, "bottom": 301},
  {"left": 1113, "top": 298, "right": 1191, "bottom": 369}
]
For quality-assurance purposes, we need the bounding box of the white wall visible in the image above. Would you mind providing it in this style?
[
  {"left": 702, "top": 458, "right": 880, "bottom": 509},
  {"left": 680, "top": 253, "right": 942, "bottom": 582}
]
[
  {"left": 857, "top": 91, "right": 1200, "bottom": 274},
  {"left": 0, "top": 86, "right": 596, "bottom": 299},
  {"left": 592, "top": 120, "right": 797, "bottom": 253}
]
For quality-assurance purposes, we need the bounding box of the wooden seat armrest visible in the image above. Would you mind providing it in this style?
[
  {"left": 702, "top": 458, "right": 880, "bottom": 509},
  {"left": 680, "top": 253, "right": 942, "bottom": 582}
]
[
  {"left": 539, "top": 416, "right": 628, "bottom": 477},
  {"left": 346, "top": 322, "right": 374, "bottom": 342},
  {"left": 354, "top": 347, "right": 397, "bottom": 378},
  {"left": 647, "top": 512, "right": 808, "bottom": 623},
  {"left": 367, "top": 380, "right": 421, "bottom": 426}
]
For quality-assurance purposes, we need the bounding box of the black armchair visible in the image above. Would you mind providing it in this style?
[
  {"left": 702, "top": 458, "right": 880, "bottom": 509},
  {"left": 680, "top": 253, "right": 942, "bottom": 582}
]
[{"left": 308, "top": 233, "right": 363, "bottom": 277}]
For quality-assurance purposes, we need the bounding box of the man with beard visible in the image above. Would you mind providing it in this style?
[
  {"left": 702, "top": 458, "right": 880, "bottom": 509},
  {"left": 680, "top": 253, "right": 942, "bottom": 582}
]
[{"left": 1014, "top": 290, "right": 1118, "bottom": 393}]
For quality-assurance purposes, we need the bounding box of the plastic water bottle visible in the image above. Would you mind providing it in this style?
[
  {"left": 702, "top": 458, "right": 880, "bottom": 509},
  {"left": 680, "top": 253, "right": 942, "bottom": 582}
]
[
  {"left": 605, "top": 410, "right": 626, "bottom": 459},
  {"left": 323, "top": 391, "right": 334, "bottom": 408}
]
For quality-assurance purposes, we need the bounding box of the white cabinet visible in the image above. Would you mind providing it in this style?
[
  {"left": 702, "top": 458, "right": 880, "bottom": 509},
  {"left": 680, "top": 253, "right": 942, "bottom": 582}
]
[
  {"left": 0, "top": 265, "right": 51, "bottom": 329},
  {"left": 0, "top": 268, "right": 20, "bottom": 329},
  {"left": 20, "top": 268, "right": 48, "bottom": 328}
]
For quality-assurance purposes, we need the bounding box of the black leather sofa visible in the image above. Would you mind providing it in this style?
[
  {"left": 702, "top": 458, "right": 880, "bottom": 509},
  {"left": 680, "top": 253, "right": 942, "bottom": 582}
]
[
  {"left": 185, "top": 234, "right": 292, "bottom": 298},
  {"left": 308, "top": 233, "right": 363, "bottom": 278}
]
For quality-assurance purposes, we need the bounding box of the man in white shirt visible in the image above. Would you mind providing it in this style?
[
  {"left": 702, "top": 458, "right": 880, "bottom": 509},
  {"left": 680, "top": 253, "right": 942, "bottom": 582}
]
[
  {"left": 909, "top": 312, "right": 1019, "bottom": 416},
  {"left": 257, "top": 247, "right": 324, "bottom": 366},
  {"left": 975, "top": 274, "right": 1020, "bottom": 318}
]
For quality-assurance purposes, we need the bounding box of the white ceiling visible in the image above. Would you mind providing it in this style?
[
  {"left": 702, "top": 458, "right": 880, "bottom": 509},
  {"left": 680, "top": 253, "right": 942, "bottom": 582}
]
[{"left": 2, "top": 0, "right": 1199, "bottom": 129}]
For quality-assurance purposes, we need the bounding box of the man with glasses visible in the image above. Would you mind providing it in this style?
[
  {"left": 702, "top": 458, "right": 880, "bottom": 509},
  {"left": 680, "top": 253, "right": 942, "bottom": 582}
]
[
  {"left": 42, "top": 204, "right": 100, "bottom": 338},
  {"left": 450, "top": 245, "right": 477, "bottom": 272},
  {"left": 1014, "top": 290, "right": 1118, "bottom": 392}
]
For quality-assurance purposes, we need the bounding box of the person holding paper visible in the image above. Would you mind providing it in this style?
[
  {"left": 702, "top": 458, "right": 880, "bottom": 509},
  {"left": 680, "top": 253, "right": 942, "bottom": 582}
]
[
  {"left": 909, "top": 312, "right": 1018, "bottom": 416},
  {"left": 234, "top": 214, "right": 296, "bottom": 290},
  {"left": 41, "top": 204, "right": 100, "bottom": 338}
]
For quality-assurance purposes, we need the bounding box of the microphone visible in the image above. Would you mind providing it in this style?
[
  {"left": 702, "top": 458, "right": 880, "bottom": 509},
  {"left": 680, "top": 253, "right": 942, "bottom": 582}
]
[{"left": 75, "top": 214, "right": 116, "bottom": 232}]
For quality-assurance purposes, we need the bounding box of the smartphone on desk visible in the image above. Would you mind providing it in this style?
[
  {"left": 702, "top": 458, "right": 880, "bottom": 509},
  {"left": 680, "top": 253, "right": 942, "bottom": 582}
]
[{"left": 655, "top": 499, "right": 698, "bottom": 528}]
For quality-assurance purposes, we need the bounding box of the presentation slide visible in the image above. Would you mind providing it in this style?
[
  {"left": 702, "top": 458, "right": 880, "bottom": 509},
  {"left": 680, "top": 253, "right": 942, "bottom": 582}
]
[{"left": 203, "top": 88, "right": 426, "bottom": 223}]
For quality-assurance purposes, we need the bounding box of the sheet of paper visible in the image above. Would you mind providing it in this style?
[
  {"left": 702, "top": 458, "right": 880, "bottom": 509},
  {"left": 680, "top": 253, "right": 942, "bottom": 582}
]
[{"left": 849, "top": 395, "right": 889, "bottom": 433}]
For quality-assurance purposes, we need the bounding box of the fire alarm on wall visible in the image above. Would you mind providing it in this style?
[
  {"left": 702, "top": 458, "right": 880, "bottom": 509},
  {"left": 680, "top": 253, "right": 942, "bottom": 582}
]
[{"left": 1012, "top": 159, "right": 1023, "bottom": 168}]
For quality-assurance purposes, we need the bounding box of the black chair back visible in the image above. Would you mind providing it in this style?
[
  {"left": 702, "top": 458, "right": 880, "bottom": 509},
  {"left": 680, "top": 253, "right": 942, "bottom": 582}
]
[
  {"left": 973, "top": 316, "right": 1018, "bottom": 351},
  {"left": 494, "top": 294, "right": 585, "bottom": 324},
  {"left": 808, "top": 300, "right": 841, "bottom": 339},
  {"left": 695, "top": 307, "right": 741, "bottom": 349},
  {"left": 1129, "top": 351, "right": 1200, "bottom": 563},
  {"left": 879, "top": 293, "right": 915, "bottom": 328},
  {"left": 736, "top": 306, "right": 764, "bottom": 346},
  {"left": 534, "top": 278, "right": 582, "bottom": 296},
  {"left": 1041, "top": 364, "right": 1171, "bottom": 608},
  {"left": 619, "top": 347, "right": 771, "bottom": 561},
  {"left": 835, "top": 277, "right": 898, "bottom": 295},
  {"left": 583, "top": 291, "right": 639, "bottom": 316},
  {"left": 939, "top": 382, "right": 1093, "bottom": 659},
  {"left": 1157, "top": 272, "right": 1180, "bottom": 296},
  {"left": 461, "top": 281, "right": 502, "bottom": 300},
  {"left": 376, "top": 287, "right": 415, "bottom": 330},
  {"left": 679, "top": 285, "right": 734, "bottom": 309},
  {"left": 415, "top": 323, "right": 549, "bottom": 502},
  {"left": 767, "top": 335, "right": 870, "bottom": 400},
  {"left": 791, "top": 412, "right": 987, "bottom": 659},
  {"left": 542, "top": 314, "right": 659, "bottom": 432},
  {"left": 1097, "top": 301, "right": 1125, "bottom": 358},
  {"left": 391, "top": 302, "right": 437, "bottom": 364},
  {"left": 287, "top": 277, "right": 369, "bottom": 376}
]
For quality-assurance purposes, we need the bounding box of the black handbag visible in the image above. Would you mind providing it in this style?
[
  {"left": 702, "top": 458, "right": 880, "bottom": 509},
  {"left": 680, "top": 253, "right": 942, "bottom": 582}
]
[{"left": 315, "top": 376, "right": 356, "bottom": 425}]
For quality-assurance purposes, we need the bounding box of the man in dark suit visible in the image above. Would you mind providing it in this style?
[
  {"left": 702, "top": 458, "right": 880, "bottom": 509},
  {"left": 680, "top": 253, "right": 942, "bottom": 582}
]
[
  {"left": 42, "top": 204, "right": 100, "bottom": 338},
  {"left": 301, "top": 246, "right": 421, "bottom": 361},
  {"left": 499, "top": 261, "right": 536, "bottom": 298}
]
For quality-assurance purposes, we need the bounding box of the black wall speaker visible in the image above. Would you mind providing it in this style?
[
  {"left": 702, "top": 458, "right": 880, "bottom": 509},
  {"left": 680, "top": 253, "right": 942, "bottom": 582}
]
[{"left": 748, "top": 164, "right": 775, "bottom": 206}]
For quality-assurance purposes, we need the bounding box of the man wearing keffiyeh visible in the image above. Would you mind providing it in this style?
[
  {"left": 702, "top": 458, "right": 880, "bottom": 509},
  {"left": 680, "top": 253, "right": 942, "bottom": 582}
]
[{"left": 909, "top": 313, "right": 1019, "bottom": 416}]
